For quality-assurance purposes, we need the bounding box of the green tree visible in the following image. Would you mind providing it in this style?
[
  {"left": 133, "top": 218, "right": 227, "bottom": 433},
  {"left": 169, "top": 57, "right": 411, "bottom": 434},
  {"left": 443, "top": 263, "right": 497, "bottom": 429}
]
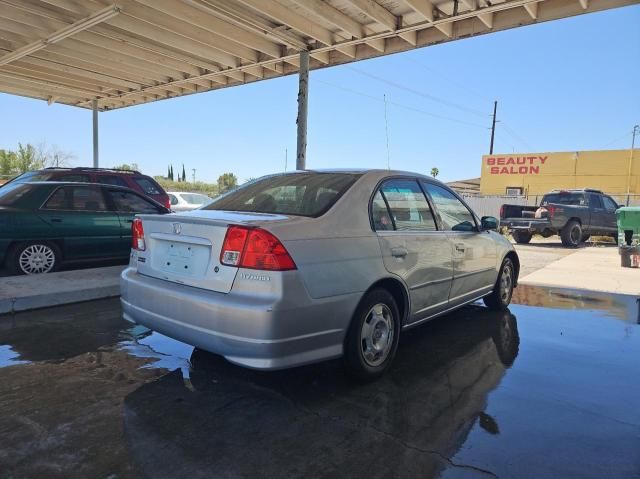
[
  {"left": 217, "top": 172, "right": 238, "bottom": 194},
  {"left": 15, "top": 143, "right": 41, "bottom": 173},
  {"left": 0, "top": 149, "right": 17, "bottom": 177},
  {"left": 430, "top": 167, "right": 439, "bottom": 178},
  {"left": 170, "top": 165, "right": 174, "bottom": 181},
  {"left": 182, "top": 164, "right": 186, "bottom": 182}
]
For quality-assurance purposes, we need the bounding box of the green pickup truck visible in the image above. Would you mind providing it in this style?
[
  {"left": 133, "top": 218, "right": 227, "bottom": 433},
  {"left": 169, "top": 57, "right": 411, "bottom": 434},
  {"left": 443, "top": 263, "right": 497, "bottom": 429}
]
[
  {"left": 0, "top": 181, "right": 169, "bottom": 274},
  {"left": 500, "top": 189, "right": 619, "bottom": 247}
]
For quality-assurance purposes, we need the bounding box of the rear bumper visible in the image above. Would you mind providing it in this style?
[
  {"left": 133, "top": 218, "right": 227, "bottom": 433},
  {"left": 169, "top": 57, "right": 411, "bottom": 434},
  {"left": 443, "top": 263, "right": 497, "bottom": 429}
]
[
  {"left": 120, "top": 267, "right": 359, "bottom": 370},
  {"left": 502, "top": 219, "right": 553, "bottom": 233}
]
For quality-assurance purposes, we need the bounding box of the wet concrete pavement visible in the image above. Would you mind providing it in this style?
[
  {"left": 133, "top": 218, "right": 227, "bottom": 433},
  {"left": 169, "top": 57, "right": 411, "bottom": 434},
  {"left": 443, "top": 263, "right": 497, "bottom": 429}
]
[{"left": 0, "top": 286, "right": 639, "bottom": 479}]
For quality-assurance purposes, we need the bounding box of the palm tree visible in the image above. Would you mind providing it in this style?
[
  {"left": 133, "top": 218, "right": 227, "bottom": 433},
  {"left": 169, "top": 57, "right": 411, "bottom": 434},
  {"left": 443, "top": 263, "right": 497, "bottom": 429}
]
[{"left": 430, "top": 167, "right": 439, "bottom": 178}]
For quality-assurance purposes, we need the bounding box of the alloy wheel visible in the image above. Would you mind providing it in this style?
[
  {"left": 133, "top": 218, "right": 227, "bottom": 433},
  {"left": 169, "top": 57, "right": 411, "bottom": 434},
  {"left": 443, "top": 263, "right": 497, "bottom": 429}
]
[{"left": 18, "top": 244, "right": 56, "bottom": 274}]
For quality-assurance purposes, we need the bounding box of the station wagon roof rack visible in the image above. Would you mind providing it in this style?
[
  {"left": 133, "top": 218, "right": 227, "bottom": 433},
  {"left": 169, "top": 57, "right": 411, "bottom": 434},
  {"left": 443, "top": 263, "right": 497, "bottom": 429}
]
[{"left": 44, "top": 167, "right": 141, "bottom": 175}]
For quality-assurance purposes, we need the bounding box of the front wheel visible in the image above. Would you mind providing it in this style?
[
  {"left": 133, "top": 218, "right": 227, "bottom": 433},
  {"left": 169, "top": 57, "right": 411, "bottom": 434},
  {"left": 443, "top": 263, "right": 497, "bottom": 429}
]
[
  {"left": 484, "top": 258, "right": 515, "bottom": 311},
  {"left": 344, "top": 288, "right": 400, "bottom": 380},
  {"left": 7, "top": 241, "right": 61, "bottom": 275}
]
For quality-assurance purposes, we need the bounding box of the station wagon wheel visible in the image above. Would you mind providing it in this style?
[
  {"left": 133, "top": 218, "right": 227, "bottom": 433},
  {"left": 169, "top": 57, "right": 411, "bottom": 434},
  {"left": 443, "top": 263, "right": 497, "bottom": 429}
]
[
  {"left": 344, "top": 288, "right": 400, "bottom": 380},
  {"left": 560, "top": 220, "right": 582, "bottom": 247},
  {"left": 8, "top": 242, "right": 60, "bottom": 275},
  {"left": 483, "top": 258, "right": 514, "bottom": 311}
]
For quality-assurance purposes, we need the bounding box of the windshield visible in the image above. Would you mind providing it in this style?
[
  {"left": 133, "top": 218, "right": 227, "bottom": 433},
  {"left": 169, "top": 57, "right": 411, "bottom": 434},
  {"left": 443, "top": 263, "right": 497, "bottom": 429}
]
[
  {"left": 0, "top": 183, "right": 35, "bottom": 206},
  {"left": 541, "top": 192, "right": 586, "bottom": 206},
  {"left": 203, "top": 173, "right": 360, "bottom": 217},
  {"left": 181, "top": 193, "right": 210, "bottom": 205},
  {"left": 3, "top": 171, "right": 51, "bottom": 185}
]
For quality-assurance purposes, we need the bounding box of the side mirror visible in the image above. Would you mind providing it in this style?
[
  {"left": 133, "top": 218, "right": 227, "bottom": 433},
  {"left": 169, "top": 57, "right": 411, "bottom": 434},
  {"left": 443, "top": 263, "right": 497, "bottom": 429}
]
[{"left": 481, "top": 216, "right": 499, "bottom": 231}]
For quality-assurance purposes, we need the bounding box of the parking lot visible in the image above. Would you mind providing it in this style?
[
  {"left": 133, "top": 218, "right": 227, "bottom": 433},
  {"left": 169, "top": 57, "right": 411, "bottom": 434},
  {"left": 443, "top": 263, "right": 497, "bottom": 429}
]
[{"left": 1, "top": 282, "right": 638, "bottom": 479}]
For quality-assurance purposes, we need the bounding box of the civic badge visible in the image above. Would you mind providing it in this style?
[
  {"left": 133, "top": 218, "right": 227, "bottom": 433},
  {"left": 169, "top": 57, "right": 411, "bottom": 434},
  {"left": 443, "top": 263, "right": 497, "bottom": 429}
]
[{"left": 172, "top": 223, "right": 182, "bottom": 235}]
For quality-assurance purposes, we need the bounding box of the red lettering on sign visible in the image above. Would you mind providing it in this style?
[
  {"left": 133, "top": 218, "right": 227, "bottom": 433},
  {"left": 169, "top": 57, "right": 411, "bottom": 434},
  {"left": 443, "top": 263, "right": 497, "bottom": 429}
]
[
  {"left": 539, "top": 156, "right": 547, "bottom": 164},
  {"left": 490, "top": 166, "right": 499, "bottom": 174},
  {"left": 497, "top": 158, "right": 505, "bottom": 165},
  {"left": 506, "top": 158, "right": 515, "bottom": 165},
  {"left": 487, "top": 158, "right": 495, "bottom": 165},
  {"left": 530, "top": 166, "right": 540, "bottom": 174}
]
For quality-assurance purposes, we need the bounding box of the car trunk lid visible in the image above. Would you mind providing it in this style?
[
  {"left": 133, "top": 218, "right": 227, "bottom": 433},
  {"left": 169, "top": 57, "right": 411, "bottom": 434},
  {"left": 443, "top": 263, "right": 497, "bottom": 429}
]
[{"left": 133, "top": 210, "right": 298, "bottom": 293}]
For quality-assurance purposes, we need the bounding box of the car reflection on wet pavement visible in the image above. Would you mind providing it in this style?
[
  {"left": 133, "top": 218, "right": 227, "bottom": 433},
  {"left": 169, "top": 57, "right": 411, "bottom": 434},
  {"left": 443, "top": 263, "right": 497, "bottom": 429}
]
[{"left": 0, "top": 287, "right": 638, "bottom": 479}]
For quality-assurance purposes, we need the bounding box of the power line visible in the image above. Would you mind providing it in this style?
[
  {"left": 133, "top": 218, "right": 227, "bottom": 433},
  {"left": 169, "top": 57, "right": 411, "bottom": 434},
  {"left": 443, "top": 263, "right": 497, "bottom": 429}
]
[
  {"left": 346, "top": 66, "right": 488, "bottom": 118},
  {"left": 499, "top": 121, "right": 534, "bottom": 151},
  {"left": 316, "top": 79, "right": 488, "bottom": 129},
  {"left": 602, "top": 129, "right": 635, "bottom": 149}
]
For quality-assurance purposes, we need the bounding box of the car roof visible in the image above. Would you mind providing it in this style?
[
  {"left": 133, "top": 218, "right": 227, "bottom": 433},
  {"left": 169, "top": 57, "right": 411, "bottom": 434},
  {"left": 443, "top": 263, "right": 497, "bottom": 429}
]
[{"left": 21, "top": 181, "right": 137, "bottom": 192}]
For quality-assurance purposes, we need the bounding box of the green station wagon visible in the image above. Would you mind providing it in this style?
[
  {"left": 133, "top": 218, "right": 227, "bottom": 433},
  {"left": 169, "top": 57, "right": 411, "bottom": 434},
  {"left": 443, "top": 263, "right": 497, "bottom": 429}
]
[{"left": 0, "top": 182, "right": 169, "bottom": 275}]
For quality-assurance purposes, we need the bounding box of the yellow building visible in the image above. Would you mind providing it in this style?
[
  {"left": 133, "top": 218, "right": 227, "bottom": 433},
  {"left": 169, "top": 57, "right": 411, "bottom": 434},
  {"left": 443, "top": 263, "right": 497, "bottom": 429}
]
[{"left": 480, "top": 149, "right": 638, "bottom": 196}]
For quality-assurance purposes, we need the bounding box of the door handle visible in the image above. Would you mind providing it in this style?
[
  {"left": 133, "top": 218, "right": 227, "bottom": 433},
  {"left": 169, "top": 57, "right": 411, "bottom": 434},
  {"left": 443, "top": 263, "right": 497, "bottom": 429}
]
[
  {"left": 391, "top": 247, "right": 408, "bottom": 258},
  {"left": 455, "top": 243, "right": 466, "bottom": 253}
]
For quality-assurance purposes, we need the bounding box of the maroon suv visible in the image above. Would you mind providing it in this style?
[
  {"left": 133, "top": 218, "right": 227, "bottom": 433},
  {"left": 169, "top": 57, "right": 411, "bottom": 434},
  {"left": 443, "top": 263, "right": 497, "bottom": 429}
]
[{"left": 6, "top": 167, "right": 171, "bottom": 209}]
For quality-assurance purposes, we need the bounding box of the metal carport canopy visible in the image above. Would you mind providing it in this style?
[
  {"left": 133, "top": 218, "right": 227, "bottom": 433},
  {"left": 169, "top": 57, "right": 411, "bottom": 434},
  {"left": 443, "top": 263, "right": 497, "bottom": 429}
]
[{"left": 0, "top": 0, "right": 637, "bottom": 169}]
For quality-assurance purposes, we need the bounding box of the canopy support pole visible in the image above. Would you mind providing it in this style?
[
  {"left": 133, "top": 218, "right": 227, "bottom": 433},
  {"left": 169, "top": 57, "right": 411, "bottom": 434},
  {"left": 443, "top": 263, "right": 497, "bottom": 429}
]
[
  {"left": 296, "top": 51, "right": 309, "bottom": 171},
  {"left": 92, "top": 99, "right": 99, "bottom": 168}
]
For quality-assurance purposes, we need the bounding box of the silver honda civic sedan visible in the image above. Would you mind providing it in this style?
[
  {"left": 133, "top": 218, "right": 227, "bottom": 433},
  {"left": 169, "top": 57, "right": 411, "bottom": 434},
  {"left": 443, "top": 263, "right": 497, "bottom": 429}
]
[{"left": 121, "top": 170, "right": 519, "bottom": 378}]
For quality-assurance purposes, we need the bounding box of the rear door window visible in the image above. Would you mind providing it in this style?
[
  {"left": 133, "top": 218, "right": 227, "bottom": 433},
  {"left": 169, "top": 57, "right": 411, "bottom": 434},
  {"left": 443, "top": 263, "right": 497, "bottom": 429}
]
[
  {"left": 589, "top": 194, "right": 604, "bottom": 209},
  {"left": 96, "top": 175, "right": 129, "bottom": 187},
  {"left": 43, "top": 186, "right": 107, "bottom": 211},
  {"left": 54, "top": 174, "right": 91, "bottom": 183},
  {"left": 422, "top": 182, "right": 477, "bottom": 232},
  {"left": 378, "top": 179, "right": 437, "bottom": 231},
  {"left": 133, "top": 178, "right": 161, "bottom": 195},
  {"left": 107, "top": 189, "right": 161, "bottom": 213}
]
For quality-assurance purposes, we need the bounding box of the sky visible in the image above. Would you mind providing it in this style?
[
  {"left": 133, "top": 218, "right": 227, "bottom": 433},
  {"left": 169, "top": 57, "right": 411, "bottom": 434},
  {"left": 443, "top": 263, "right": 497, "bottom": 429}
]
[{"left": 0, "top": 5, "right": 638, "bottom": 184}]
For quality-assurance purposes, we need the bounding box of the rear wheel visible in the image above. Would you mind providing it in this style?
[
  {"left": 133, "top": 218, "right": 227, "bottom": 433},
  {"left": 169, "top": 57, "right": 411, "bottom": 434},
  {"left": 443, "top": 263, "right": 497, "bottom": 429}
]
[
  {"left": 581, "top": 234, "right": 591, "bottom": 243},
  {"left": 344, "top": 288, "right": 400, "bottom": 380},
  {"left": 560, "top": 220, "right": 582, "bottom": 247},
  {"left": 7, "top": 241, "right": 60, "bottom": 275},
  {"left": 512, "top": 230, "right": 532, "bottom": 244},
  {"left": 483, "top": 258, "right": 514, "bottom": 311}
]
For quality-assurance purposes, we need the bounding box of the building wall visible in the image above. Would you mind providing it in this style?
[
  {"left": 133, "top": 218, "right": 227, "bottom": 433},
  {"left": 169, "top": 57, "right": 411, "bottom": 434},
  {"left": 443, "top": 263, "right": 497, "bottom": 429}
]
[{"left": 480, "top": 149, "right": 638, "bottom": 195}]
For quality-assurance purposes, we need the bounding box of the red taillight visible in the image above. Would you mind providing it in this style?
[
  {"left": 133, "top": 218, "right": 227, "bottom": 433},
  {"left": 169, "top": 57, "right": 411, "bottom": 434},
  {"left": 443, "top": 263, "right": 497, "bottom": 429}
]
[
  {"left": 132, "top": 218, "right": 146, "bottom": 251},
  {"left": 220, "top": 226, "right": 296, "bottom": 271},
  {"left": 499, "top": 205, "right": 504, "bottom": 218},
  {"left": 164, "top": 197, "right": 171, "bottom": 209}
]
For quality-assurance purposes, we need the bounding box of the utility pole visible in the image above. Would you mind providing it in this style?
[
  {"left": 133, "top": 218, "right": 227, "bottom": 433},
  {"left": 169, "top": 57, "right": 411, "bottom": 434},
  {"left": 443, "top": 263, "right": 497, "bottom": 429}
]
[
  {"left": 296, "top": 51, "right": 309, "bottom": 170},
  {"left": 626, "top": 125, "right": 639, "bottom": 197},
  {"left": 192, "top": 168, "right": 196, "bottom": 183},
  {"left": 92, "top": 99, "right": 99, "bottom": 167},
  {"left": 489, "top": 100, "right": 498, "bottom": 155}
]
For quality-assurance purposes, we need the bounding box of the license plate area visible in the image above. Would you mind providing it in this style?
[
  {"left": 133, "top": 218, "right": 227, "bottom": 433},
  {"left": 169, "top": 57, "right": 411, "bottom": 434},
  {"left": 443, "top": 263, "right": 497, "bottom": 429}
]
[{"left": 156, "top": 241, "right": 210, "bottom": 277}]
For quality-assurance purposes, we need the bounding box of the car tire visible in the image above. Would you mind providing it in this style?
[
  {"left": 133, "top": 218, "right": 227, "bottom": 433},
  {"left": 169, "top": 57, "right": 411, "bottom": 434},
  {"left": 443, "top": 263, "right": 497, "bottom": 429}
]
[
  {"left": 7, "top": 241, "right": 61, "bottom": 275},
  {"left": 483, "top": 258, "right": 515, "bottom": 311},
  {"left": 581, "top": 234, "right": 591, "bottom": 243},
  {"left": 512, "top": 231, "right": 532, "bottom": 244},
  {"left": 560, "top": 220, "right": 582, "bottom": 247},
  {"left": 344, "top": 288, "right": 400, "bottom": 380}
]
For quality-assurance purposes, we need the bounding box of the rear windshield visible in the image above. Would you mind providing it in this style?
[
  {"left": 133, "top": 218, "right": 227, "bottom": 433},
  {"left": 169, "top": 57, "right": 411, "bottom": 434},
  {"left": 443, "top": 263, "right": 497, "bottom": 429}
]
[
  {"left": 203, "top": 173, "right": 360, "bottom": 217},
  {"left": 181, "top": 193, "right": 210, "bottom": 205},
  {"left": 541, "top": 193, "right": 586, "bottom": 206},
  {"left": 8, "top": 171, "right": 52, "bottom": 183},
  {"left": 0, "top": 183, "right": 35, "bottom": 206}
]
